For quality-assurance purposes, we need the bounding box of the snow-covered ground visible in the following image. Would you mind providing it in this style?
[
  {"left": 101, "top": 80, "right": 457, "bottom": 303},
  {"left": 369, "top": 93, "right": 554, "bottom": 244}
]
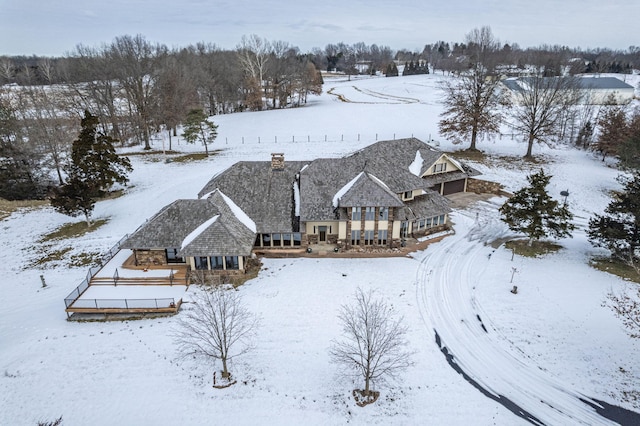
[{"left": 1, "top": 73, "right": 639, "bottom": 425}]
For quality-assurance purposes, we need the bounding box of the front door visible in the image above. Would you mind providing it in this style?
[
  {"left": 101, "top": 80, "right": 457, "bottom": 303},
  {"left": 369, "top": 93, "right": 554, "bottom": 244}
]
[{"left": 319, "top": 226, "right": 327, "bottom": 242}]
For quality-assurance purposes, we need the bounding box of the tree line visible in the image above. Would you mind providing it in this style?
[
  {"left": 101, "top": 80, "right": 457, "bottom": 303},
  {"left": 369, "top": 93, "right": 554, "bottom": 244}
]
[{"left": 2, "top": 31, "right": 639, "bottom": 203}]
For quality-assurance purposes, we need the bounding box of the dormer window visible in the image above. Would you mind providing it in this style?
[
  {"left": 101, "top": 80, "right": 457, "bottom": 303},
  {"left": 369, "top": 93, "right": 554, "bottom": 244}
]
[
  {"left": 433, "top": 163, "right": 447, "bottom": 173},
  {"left": 403, "top": 191, "right": 413, "bottom": 200}
]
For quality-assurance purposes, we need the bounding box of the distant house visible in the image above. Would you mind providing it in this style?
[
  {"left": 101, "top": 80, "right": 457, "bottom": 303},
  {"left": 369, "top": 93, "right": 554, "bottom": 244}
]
[{"left": 502, "top": 76, "right": 635, "bottom": 105}]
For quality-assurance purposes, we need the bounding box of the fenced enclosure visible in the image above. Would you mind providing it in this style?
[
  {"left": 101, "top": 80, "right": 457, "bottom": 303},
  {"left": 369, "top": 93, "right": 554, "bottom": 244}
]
[{"left": 63, "top": 234, "right": 129, "bottom": 310}]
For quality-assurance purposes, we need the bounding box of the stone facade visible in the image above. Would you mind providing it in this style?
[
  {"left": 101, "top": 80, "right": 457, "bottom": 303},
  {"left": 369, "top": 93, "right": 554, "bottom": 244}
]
[
  {"left": 467, "top": 178, "right": 504, "bottom": 195},
  {"left": 133, "top": 249, "right": 168, "bottom": 266}
]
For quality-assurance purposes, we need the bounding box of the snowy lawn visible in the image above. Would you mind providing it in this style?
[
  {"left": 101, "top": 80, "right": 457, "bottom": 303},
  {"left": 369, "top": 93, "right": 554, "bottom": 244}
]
[{"left": 1, "top": 72, "right": 639, "bottom": 425}]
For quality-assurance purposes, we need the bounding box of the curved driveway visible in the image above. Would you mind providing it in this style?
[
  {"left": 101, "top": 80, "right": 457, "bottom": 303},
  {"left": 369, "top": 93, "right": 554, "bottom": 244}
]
[{"left": 415, "top": 208, "right": 621, "bottom": 425}]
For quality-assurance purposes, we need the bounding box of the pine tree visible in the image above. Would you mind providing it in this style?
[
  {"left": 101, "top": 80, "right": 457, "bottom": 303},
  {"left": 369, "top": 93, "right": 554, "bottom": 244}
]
[
  {"left": 499, "top": 169, "right": 575, "bottom": 246},
  {"left": 183, "top": 108, "right": 218, "bottom": 155},
  {"left": 385, "top": 63, "right": 398, "bottom": 77},
  {"left": 595, "top": 99, "right": 629, "bottom": 161},
  {"left": 50, "top": 110, "right": 132, "bottom": 225},
  {"left": 587, "top": 173, "right": 640, "bottom": 274}
]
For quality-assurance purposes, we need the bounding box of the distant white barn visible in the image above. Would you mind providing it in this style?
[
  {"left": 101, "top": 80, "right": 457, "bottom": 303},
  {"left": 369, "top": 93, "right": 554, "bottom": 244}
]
[{"left": 502, "top": 76, "right": 635, "bottom": 105}]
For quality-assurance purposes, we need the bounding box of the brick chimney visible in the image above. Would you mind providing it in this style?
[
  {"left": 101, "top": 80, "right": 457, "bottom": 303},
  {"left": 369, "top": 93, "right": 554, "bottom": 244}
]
[{"left": 271, "top": 153, "right": 285, "bottom": 170}]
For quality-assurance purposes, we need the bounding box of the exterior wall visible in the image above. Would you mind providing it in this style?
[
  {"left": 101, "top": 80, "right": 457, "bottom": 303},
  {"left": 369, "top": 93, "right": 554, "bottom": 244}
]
[
  {"left": 305, "top": 221, "right": 339, "bottom": 244},
  {"left": 344, "top": 207, "right": 396, "bottom": 249},
  {"left": 401, "top": 189, "right": 420, "bottom": 201},
  {"left": 467, "top": 178, "right": 505, "bottom": 195},
  {"left": 422, "top": 155, "right": 462, "bottom": 177},
  {"left": 133, "top": 249, "right": 168, "bottom": 267},
  {"left": 587, "top": 89, "right": 634, "bottom": 105},
  {"left": 338, "top": 221, "right": 347, "bottom": 239}
]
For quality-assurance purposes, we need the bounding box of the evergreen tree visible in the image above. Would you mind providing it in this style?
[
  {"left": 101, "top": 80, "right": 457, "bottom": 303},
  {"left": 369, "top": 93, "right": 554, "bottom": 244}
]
[
  {"left": 575, "top": 121, "right": 594, "bottom": 150},
  {"left": 587, "top": 173, "right": 640, "bottom": 274},
  {"left": 50, "top": 110, "right": 132, "bottom": 225},
  {"left": 618, "top": 111, "right": 640, "bottom": 171},
  {"left": 385, "top": 62, "right": 398, "bottom": 77},
  {"left": 499, "top": 169, "right": 575, "bottom": 246},
  {"left": 182, "top": 108, "right": 218, "bottom": 155},
  {"left": 595, "top": 99, "right": 629, "bottom": 161}
]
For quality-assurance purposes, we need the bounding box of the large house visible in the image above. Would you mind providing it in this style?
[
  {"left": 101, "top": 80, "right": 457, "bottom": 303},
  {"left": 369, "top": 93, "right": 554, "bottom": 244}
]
[
  {"left": 120, "top": 138, "right": 481, "bottom": 274},
  {"left": 64, "top": 138, "right": 487, "bottom": 316}
]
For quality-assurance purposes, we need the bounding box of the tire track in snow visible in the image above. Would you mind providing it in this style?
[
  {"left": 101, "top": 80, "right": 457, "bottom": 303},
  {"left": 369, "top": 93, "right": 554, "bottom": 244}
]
[{"left": 415, "top": 210, "right": 629, "bottom": 425}]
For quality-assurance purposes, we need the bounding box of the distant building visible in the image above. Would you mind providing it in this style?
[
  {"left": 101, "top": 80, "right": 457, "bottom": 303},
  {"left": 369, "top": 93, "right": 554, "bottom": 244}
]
[{"left": 502, "top": 76, "right": 635, "bottom": 105}]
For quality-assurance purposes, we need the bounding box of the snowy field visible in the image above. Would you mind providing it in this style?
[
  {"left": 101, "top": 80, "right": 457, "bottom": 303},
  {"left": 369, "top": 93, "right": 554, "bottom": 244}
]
[{"left": 1, "top": 73, "right": 639, "bottom": 425}]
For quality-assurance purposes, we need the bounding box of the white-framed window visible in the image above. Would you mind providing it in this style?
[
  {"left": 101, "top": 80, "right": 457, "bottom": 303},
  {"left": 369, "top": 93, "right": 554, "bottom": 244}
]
[
  {"left": 351, "top": 207, "right": 361, "bottom": 221},
  {"left": 419, "top": 219, "right": 425, "bottom": 229},
  {"left": 379, "top": 207, "right": 389, "bottom": 220},
  {"left": 400, "top": 221, "right": 409, "bottom": 238},
  {"left": 225, "top": 256, "right": 239, "bottom": 270},
  {"left": 364, "top": 230, "right": 374, "bottom": 245},
  {"left": 378, "top": 229, "right": 388, "bottom": 245},
  {"left": 210, "top": 256, "right": 224, "bottom": 270},
  {"left": 195, "top": 256, "right": 208, "bottom": 270},
  {"left": 403, "top": 191, "right": 413, "bottom": 200},
  {"left": 351, "top": 230, "right": 361, "bottom": 245},
  {"left": 272, "top": 233, "right": 282, "bottom": 246},
  {"left": 166, "top": 248, "right": 184, "bottom": 263},
  {"left": 365, "top": 207, "right": 375, "bottom": 220},
  {"left": 433, "top": 163, "right": 447, "bottom": 173}
]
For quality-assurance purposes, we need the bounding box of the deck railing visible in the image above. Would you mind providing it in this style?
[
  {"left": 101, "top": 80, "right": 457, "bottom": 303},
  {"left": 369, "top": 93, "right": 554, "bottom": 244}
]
[
  {"left": 69, "top": 297, "right": 177, "bottom": 310},
  {"left": 63, "top": 234, "right": 128, "bottom": 309}
]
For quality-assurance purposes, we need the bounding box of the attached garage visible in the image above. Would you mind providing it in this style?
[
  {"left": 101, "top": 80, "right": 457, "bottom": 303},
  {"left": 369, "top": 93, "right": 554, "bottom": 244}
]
[{"left": 442, "top": 179, "right": 466, "bottom": 195}]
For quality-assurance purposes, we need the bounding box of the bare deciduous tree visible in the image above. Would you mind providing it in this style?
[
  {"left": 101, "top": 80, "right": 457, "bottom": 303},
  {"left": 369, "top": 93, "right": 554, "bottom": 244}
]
[
  {"left": 438, "top": 26, "right": 509, "bottom": 151},
  {"left": 237, "top": 34, "right": 271, "bottom": 111},
  {"left": 174, "top": 287, "right": 259, "bottom": 382},
  {"left": 607, "top": 287, "right": 640, "bottom": 338},
  {"left": 508, "top": 69, "right": 581, "bottom": 158},
  {"left": 330, "top": 288, "right": 413, "bottom": 404}
]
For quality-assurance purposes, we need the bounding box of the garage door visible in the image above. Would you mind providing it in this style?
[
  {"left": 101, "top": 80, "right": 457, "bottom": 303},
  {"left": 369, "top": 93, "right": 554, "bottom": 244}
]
[{"left": 442, "top": 179, "right": 465, "bottom": 195}]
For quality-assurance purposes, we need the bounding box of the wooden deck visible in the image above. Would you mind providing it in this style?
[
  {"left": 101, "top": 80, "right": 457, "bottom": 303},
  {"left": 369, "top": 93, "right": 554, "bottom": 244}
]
[{"left": 65, "top": 250, "right": 190, "bottom": 317}]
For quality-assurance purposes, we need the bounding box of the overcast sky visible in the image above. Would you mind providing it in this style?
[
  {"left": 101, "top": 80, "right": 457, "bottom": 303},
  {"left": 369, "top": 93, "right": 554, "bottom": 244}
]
[{"left": 1, "top": 0, "right": 637, "bottom": 57}]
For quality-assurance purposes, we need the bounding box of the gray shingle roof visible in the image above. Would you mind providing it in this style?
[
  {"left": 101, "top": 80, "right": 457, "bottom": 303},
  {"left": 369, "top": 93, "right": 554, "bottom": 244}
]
[
  {"left": 198, "top": 161, "right": 307, "bottom": 233},
  {"left": 337, "top": 172, "right": 405, "bottom": 208},
  {"left": 179, "top": 190, "right": 256, "bottom": 257},
  {"left": 120, "top": 199, "right": 219, "bottom": 249},
  {"left": 120, "top": 190, "right": 255, "bottom": 256},
  {"left": 300, "top": 138, "right": 474, "bottom": 221},
  {"left": 396, "top": 191, "right": 452, "bottom": 221}
]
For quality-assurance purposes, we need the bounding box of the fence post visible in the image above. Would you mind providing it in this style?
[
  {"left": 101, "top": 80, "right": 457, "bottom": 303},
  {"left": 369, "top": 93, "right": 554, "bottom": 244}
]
[
  {"left": 308, "top": 135, "right": 310, "bottom": 142},
  {"left": 275, "top": 136, "right": 277, "bottom": 143},
  {"left": 258, "top": 136, "right": 260, "bottom": 144},
  {"left": 242, "top": 136, "right": 244, "bottom": 144},
  {"left": 358, "top": 134, "right": 360, "bottom": 141}
]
